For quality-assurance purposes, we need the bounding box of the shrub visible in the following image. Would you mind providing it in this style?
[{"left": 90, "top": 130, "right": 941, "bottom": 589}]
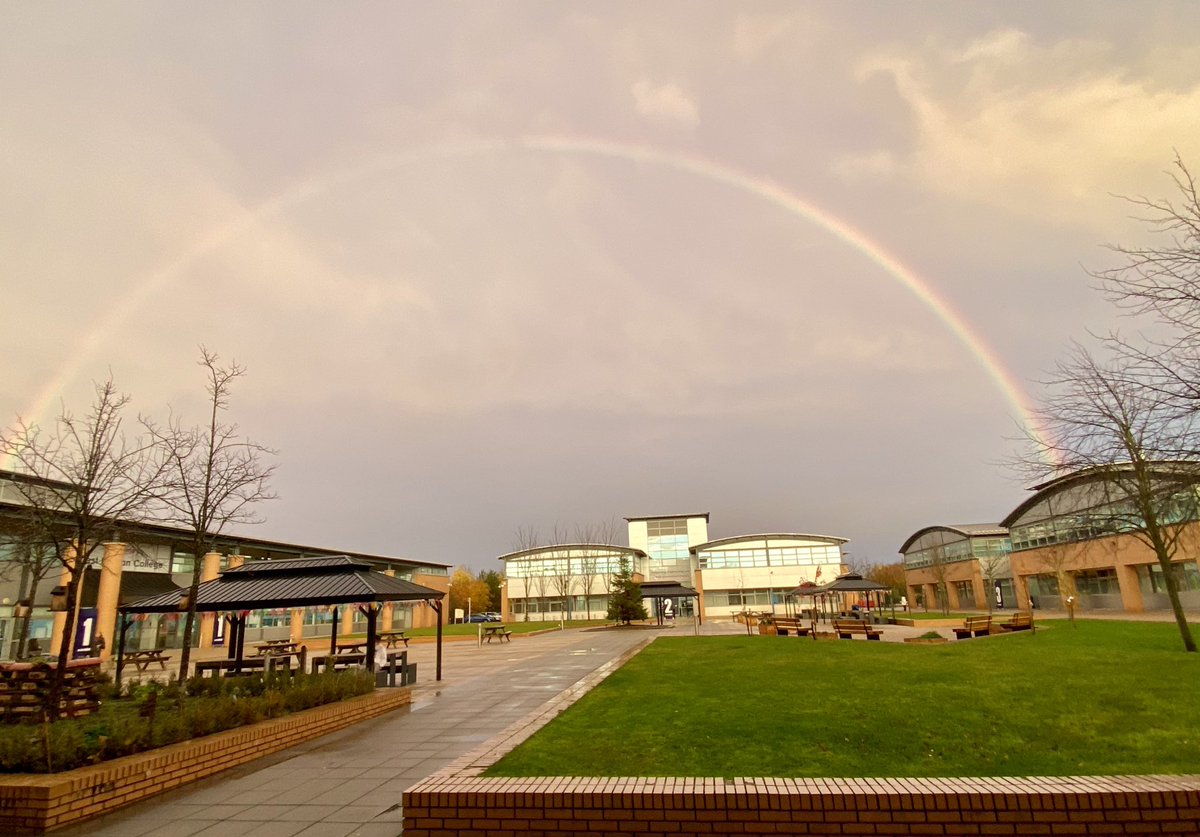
[{"left": 0, "top": 669, "right": 375, "bottom": 773}]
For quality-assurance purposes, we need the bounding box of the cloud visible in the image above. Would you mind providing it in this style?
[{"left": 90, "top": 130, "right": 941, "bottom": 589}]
[
  {"left": 631, "top": 79, "right": 699, "bottom": 130},
  {"left": 844, "top": 29, "right": 1200, "bottom": 222}
]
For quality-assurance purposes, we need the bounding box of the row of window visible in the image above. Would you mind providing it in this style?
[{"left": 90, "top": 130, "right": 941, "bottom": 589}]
[
  {"left": 702, "top": 588, "right": 784, "bottom": 608},
  {"left": 505, "top": 555, "right": 634, "bottom": 578},
  {"left": 697, "top": 545, "right": 841, "bottom": 570},
  {"left": 1010, "top": 489, "right": 1200, "bottom": 552},
  {"left": 904, "top": 538, "right": 1010, "bottom": 570},
  {"left": 645, "top": 519, "right": 690, "bottom": 537},
  {"left": 647, "top": 533, "right": 690, "bottom": 561}
]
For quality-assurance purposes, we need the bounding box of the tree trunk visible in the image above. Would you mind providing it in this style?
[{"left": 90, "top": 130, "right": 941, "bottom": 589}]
[
  {"left": 48, "top": 567, "right": 86, "bottom": 720},
  {"left": 176, "top": 550, "right": 205, "bottom": 682},
  {"left": 1156, "top": 554, "right": 1198, "bottom": 652}
]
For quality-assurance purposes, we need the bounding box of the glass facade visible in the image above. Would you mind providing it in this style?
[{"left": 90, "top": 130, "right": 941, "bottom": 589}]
[
  {"left": 1010, "top": 487, "right": 1200, "bottom": 552},
  {"left": 702, "top": 588, "right": 784, "bottom": 609},
  {"left": 697, "top": 543, "right": 841, "bottom": 570},
  {"left": 646, "top": 518, "right": 690, "bottom": 561}
]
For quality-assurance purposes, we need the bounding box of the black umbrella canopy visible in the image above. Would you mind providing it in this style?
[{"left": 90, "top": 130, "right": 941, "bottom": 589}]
[{"left": 121, "top": 555, "right": 445, "bottom": 613}]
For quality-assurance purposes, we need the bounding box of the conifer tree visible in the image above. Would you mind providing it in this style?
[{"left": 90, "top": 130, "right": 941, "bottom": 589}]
[{"left": 606, "top": 557, "right": 647, "bottom": 624}]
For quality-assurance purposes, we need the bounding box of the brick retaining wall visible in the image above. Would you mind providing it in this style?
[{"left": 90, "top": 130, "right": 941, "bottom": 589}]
[
  {"left": 404, "top": 637, "right": 1200, "bottom": 835},
  {"left": 404, "top": 773, "right": 1200, "bottom": 835},
  {"left": 0, "top": 687, "right": 410, "bottom": 834}
]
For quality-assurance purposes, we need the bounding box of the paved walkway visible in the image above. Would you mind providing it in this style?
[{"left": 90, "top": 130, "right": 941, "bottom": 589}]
[
  {"left": 50, "top": 613, "right": 1118, "bottom": 836},
  {"left": 58, "top": 626, "right": 659, "bottom": 837}
]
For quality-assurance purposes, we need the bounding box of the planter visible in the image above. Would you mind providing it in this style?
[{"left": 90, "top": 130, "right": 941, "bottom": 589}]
[
  {"left": 0, "top": 688, "right": 411, "bottom": 835},
  {"left": 903, "top": 637, "right": 949, "bottom": 644},
  {"left": 758, "top": 626, "right": 777, "bottom": 636}
]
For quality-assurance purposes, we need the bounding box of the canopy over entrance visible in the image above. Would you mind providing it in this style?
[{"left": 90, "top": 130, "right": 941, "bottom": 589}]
[
  {"left": 120, "top": 556, "right": 446, "bottom": 683},
  {"left": 640, "top": 580, "right": 701, "bottom": 626}
]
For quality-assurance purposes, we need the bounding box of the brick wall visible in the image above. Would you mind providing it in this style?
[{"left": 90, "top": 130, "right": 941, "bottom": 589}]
[
  {"left": 404, "top": 637, "right": 1200, "bottom": 835},
  {"left": 404, "top": 773, "right": 1200, "bottom": 835},
  {"left": 0, "top": 688, "right": 410, "bottom": 835}
]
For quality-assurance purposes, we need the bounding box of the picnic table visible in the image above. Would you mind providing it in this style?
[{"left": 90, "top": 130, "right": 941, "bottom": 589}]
[
  {"left": 378, "top": 630, "right": 410, "bottom": 648},
  {"left": 253, "top": 640, "right": 299, "bottom": 656},
  {"left": 126, "top": 649, "right": 172, "bottom": 672},
  {"left": 311, "top": 651, "right": 366, "bottom": 673},
  {"left": 481, "top": 624, "right": 512, "bottom": 643}
]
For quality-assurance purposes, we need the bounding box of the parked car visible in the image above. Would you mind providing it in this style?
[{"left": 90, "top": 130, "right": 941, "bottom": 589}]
[{"left": 466, "top": 612, "right": 502, "bottom": 623}]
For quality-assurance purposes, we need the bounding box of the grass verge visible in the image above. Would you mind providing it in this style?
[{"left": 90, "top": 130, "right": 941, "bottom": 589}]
[{"left": 486, "top": 620, "right": 1200, "bottom": 777}]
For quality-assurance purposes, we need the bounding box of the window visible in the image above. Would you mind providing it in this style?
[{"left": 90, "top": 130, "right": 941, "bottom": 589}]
[
  {"left": 1073, "top": 568, "right": 1119, "bottom": 595},
  {"left": 954, "top": 581, "right": 976, "bottom": 608}
]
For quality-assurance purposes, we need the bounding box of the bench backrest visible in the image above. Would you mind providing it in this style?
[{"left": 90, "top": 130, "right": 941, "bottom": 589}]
[{"left": 832, "top": 620, "right": 868, "bottom": 631}]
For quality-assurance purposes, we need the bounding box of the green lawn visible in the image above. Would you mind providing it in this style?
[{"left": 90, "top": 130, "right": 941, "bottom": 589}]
[{"left": 486, "top": 620, "right": 1200, "bottom": 778}]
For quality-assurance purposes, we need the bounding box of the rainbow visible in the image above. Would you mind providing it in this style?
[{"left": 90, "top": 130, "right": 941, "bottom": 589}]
[{"left": 12, "top": 134, "right": 1051, "bottom": 460}]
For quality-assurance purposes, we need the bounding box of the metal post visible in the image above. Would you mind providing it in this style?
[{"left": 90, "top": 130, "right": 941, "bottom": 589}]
[
  {"left": 114, "top": 611, "right": 131, "bottom": 691},
  {"left": 433, "top": 599, "right": 443, "bottom": 681}
]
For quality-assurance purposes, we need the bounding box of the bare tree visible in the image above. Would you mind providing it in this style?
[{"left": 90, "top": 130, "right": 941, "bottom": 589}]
[
  {"left": 1025, "top": 344, "right": 1198, "bottom": 652},
  {"left": 976, "top": 552, "right": 1007, "bottom": 614},
  {"left": 926, "top": 544, "right": 951, "bottom": 615},
  {"left": 545, "top": 525, "right": 576, "bottom": 621},
  {"left": 149, "top": 348, "right": 276, "bottom": 680},
  {"left": 511, "top": 525, "right": 541, "bottom": 621},
  {"left": 1, "top": 378, "right": 167, "bottom": 716},
  {"left": 4, "top": 514, "right": 59, "bottom": 659}
]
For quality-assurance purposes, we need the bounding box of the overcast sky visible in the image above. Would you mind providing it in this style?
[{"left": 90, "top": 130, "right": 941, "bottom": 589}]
[{"left": 3, "top": 3, "right": 1200, "bottom": 573}]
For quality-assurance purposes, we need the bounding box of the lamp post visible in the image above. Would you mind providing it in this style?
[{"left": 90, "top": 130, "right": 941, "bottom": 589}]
[{"left": 769, "top": 570, "right": 776, "bottom": 615}]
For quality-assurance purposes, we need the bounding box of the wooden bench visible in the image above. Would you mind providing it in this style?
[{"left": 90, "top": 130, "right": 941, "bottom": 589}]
[
  {"left": 772, "top": 617, "right": 812, "bottom": 638},
  {"left": 832, "top": 619, "right": 882, "bottom": 640},
  {"left": 1000, "top": 612, "right": 1034, "bottom": 632},
  {"left": 953, "top": 615, "right": 992, "bottom": 639}
]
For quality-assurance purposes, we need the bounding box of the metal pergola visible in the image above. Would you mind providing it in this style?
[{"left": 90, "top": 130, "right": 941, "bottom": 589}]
[
  {"left": 787, "top": 573, "right": 893, "bottom": 622},
  {"left": 118, "top": 556, "right": 446, "bottom": 686}
]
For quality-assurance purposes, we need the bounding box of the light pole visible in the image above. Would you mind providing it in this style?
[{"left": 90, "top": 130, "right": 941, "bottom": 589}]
[{"left": 769, "top": 570, "right": 776, "bottom": 615}]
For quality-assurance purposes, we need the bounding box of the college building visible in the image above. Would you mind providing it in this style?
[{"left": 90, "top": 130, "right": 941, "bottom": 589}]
[
  {"left": 498, "top": 513, "right": 848, "bottom": 621},
  {"left": 900, "top": 465, "right": 1200, "bottom": 614},
  {"left": 0, "top": 469, "right": 450, "bottom": 661}
]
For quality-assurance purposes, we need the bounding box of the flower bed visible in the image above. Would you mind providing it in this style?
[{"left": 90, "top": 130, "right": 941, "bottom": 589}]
[
  {"left": 0, "top": 669, "right": 376, "bottom": 773},
  {"left": 0, "top": 685, "right": 411, "bottom": 835}
]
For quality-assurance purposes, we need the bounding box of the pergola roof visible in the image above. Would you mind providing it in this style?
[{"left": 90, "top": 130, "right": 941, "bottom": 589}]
[
  {"left": 121, "top": 555, "right": 445, "bottom": 613},
  {"left": 639, "top": 580, "right": 699, "bottom": 599},
  {"left": 789, "top": 572, "right": 890, "bottom": 595}
]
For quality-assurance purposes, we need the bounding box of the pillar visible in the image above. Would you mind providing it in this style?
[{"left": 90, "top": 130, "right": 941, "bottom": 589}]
[
  {"left": 290, "top": 608, "right": 305, "bottom": 644},
  {"left": 381, "top": 570, "right": 395, "bottom": 630},
  {"left": 341, "top": 605, "right": 355, "bottom": 637},
  {"left": 1116, "top": 563, "right": 1146, "bottom": 613},
  {"left": 198, "top": 552, "right": 222, "bottom": 649},
  {"left": 94, "top": 542, "right": 125, "bottom": 660}
]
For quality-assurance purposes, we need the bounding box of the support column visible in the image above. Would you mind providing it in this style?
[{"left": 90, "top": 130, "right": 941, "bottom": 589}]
[
  {"left": 198, "top": 552, "right": 222, "bottom": 649},
  {"left": 381, "top": 569, "right": 395, "bottom": 630},
  {"left": 94, "top": 542, "right": 125, "bottom": 660},
  {"left": 290, "top": 608, "right": 305, "bottom": 644},
  {"left": 1116, "top": 563, "right": 1146, "bottom": 613},
  {"left": 341, "top": 605, "right": 355, "bottom": 637}
]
